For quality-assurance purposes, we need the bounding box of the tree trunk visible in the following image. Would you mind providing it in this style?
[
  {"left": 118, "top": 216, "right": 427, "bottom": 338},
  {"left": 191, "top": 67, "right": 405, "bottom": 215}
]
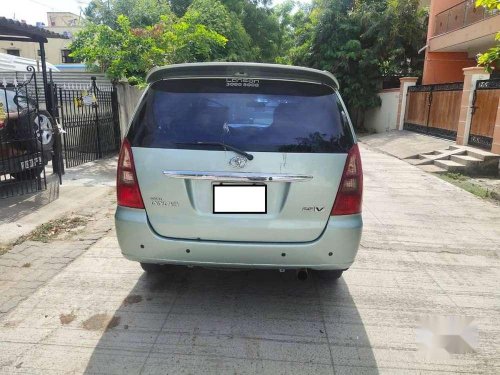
[{"left": 356, "top": 108, "right": 365, "bottom": 130}]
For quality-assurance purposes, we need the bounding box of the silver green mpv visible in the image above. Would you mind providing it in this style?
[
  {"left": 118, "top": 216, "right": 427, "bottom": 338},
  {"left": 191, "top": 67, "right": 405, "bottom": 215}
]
[{"left": 115, "top": 63, "right": 363, "bottom": 280}]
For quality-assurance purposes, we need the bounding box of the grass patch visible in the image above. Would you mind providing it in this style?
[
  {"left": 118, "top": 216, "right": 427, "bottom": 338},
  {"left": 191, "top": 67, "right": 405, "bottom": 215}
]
[
  {"left": 12, "top": 216, "right": 88, "bottom": 246},
  {"left": 439, "top": 173, "right": 493, "bottom": 199},
  {"left": 442, "top": 172, "right": 468, "bottom": 182},
  {"left": 0, "top": 216, "right": 88, "bottom": 257},
  {"left": 0, "top": 245, "right": 8, "bottom": 256}
]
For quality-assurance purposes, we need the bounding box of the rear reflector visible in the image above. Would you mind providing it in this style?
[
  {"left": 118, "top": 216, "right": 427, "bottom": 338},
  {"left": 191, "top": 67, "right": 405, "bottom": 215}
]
[
  {"left": 117, "top": 138, "right": 144, "bottom": 208},
  {"left": 331, "top": 144, "right": 363, "bottom": 215}
]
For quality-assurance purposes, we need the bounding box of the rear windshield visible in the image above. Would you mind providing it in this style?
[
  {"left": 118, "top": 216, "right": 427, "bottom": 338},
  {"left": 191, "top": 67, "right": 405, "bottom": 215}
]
[{"left": 127, "top": 79, "right": 354, "bottom": 153}]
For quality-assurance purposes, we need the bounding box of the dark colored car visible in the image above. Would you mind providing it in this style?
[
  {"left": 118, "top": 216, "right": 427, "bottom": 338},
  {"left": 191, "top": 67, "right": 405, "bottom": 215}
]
[{"left": 0, "top": 89, "right": 55, "bottom": 180}]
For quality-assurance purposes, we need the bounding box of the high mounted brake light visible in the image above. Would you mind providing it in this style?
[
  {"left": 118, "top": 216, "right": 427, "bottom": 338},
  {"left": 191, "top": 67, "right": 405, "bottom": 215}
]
[
  {"left": 331, "top": 144, "right": 363, "bottom": 215},
  {"left": 117, "top": 138, "right": 144, "bottom": 209}
]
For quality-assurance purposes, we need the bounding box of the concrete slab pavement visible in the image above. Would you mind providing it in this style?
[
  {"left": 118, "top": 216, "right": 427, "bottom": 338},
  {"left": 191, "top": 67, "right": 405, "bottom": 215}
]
[
  {"left": 0, "top": 145, "right": 499, "bottom": 374},
  {"left": 360, "top": 131, "right": 454, "bottom": 159},
  {"left": 0, "top": 191, "right": 116, "bottom": 318},
  {"left": 0, "top": 157, "right": 116, "bottom": 247}
]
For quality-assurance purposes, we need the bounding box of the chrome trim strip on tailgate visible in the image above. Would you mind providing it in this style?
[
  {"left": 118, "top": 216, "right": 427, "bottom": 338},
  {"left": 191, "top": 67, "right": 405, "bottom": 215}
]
[{"left": 163, "top": 170, "right": 313, "bottom": 182}]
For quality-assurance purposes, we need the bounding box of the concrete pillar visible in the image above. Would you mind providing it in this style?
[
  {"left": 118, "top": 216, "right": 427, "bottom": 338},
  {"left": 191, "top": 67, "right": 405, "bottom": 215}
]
[
  {"left": 397, "top": 77, "right": 419, "bottom": 131},
  {"left": 491, "top": 99, "right": 500, "bottom": 155},
  {"left": 456, "top": 67, "right": 490, "bottom": 146}
]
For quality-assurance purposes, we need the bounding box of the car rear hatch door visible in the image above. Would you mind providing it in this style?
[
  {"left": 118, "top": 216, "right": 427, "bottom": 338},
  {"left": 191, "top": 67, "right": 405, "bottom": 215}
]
[{"left": 129, "top": 78, "right": 354, "bottom": 243}]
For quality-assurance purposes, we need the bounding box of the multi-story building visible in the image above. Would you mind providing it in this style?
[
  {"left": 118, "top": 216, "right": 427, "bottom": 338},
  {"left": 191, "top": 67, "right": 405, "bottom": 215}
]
[
  {"left": 366, "top": 0, "right": 500, "bottom": 155},
  {"left": 423, "top": 0, "right": 500, "bottom": 84},
  {"left": 0, "top": 12, "right": 81, "bottom": 66}
]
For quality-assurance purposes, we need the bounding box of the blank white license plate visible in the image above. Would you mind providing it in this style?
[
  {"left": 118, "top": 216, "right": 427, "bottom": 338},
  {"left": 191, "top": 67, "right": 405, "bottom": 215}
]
[{"left": 213, "top": 185, "right": 267, "bottom": 214}]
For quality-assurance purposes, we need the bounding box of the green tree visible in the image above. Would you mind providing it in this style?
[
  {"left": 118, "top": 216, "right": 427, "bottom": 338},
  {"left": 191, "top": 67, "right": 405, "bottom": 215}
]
[
  {"left": 221, "top": 0, "right": 280, "bottom": 62},
  {"left": 377, "top": 0, "right": 428, "bottom": 77},
  {"left": 476, "top": 0, "right": 500, "bottom": 72},
  {"left": 70, "top": 15, "right": 227, "bottom": 83},
  {"left": 84, "top": 0, "right": 173, "bottom": 28},
  {"left": 169, "top": 0, "right": 193, "bottom": 16},
  {"left": 289, "top": 0, "right": 427, "bottom": 128},
  {"left": 82, "top": 0, "right": 284, "bottom": 62},
  {"left": 273, "top": 0, "right": 297, "bottom": 64},
  {"left": 286, "top": 1, "right": 318, "bottom": 66},
  {"left": 476, "top": 0, "right": 499, "bottom": 8},
  {"left": 75, "top": 0, "right": 430, "bottom": 115},
  {"left": 182, "top": 0, "right": 255, "bottom": 60},
  {"left": 302, "top": 0, "right": 384, "bottom": 124}
]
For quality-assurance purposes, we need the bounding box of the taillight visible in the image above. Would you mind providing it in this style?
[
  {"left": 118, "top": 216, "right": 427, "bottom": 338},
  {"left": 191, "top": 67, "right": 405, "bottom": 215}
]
[
  {"left": 117, "top": 138, "right": 144, "bottom": 208},
  {"left": 331, "top": 144, "right": 363, "bottom": 215},
  {"left": 0, "top": 120, "right": 4, "bottom": 129}
]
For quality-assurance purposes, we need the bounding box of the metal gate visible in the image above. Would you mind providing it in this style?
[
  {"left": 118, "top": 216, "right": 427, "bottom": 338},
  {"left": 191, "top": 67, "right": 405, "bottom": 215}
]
[
  {"left": 0, "top": 67, "right": 57, "bottom": 198},
  {"left": 404, "top": 82, "right": 463, "bottom": 140},
  {"left": 469, "top": 79, "right": 500, "bottom": 149},
  {"left": 58, "top": 77, "right": 120, "bottom": 168}
]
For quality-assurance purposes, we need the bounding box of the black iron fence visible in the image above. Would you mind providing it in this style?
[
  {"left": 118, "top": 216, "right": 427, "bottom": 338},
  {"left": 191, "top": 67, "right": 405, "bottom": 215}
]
[
  {"left": 58, "top": 77, "right": 120, "bottom": 168},
  {"left": 0, "top": 71, "right": 111, "bottom": 108},
  {"left": 1, "top": 69, "right": 120, "bottom": 199},
  {"left": 0, "top": 67, "right": 56, "bottom": 198}
]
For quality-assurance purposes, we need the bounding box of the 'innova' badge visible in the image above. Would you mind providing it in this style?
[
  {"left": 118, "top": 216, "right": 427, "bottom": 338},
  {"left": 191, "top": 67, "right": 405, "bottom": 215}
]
[{"left": 229, "top": 156, "right": 248, "bottom": 169}]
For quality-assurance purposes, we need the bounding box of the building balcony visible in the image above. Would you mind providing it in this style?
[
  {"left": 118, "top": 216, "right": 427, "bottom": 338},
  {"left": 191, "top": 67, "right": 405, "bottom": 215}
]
[{"left": 430, "top": 0, "right": 500, "bottom": 55}]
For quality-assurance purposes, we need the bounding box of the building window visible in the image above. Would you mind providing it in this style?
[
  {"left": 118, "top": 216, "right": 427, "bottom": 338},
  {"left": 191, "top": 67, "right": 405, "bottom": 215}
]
[
  {"left": 6, "top": 49, "right": 20, "bottom": 57},
  {"left": 61, "top": 49, "right": 75, "bottom": 63}
]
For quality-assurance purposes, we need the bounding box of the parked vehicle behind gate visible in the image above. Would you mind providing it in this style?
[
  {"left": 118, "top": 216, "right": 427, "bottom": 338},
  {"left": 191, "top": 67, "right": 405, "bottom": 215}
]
[
  {"left": 0, "top": 88, "right": 55, "bottom": 180},
  {"left": 115, "top": 63, "right": 363, "bottom": 280}
]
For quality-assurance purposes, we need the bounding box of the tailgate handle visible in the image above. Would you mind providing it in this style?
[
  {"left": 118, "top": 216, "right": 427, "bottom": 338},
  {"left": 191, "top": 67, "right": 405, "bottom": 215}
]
[{"left": 163, "top": 170, "right": 313, "bottom": 182}]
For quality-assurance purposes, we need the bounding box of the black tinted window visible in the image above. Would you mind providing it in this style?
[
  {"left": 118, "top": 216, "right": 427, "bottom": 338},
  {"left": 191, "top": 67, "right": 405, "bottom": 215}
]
[{"left": 128, "top": 79, "right": 354, "bottom": 153}]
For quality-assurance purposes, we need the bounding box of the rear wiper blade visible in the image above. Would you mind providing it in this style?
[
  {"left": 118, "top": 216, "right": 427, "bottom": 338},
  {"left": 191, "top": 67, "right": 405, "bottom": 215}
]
[{"left": 176, "top": 142, "right": 254, "bottom": 160}]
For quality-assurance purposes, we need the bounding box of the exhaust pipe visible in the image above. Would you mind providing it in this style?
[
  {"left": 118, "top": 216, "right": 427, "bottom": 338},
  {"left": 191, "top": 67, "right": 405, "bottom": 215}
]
[{"left": 297, "top": 268, "right": 308, "bottom": 281}]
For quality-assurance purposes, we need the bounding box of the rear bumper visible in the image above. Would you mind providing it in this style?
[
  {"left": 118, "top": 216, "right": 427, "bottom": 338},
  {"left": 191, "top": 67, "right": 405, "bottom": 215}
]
[{"left": 115, "top": 207, "right": 362, "bottom": 270}]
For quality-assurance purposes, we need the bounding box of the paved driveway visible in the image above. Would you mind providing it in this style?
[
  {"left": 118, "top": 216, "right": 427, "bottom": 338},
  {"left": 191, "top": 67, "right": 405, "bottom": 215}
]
[{"left": 0, "top": 144, "right": 499, "bottom": 374}]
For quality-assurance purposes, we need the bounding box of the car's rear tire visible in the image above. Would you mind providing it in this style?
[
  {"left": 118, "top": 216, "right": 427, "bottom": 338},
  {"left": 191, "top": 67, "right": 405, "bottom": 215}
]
[
  {"left": 313, "top": 269, "right": 344, "bottom": 280},
  {"left": 140, "top": 263, "right": 163, "bottom": 274},
  {"left": 16, "top": 110, "right": 55, "bottom": 153}
]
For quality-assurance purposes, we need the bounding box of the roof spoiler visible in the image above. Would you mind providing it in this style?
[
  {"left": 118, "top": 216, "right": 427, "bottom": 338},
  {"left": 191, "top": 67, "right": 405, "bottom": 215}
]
[{"left": 146, "top": 62, "right": 340, "bottom": 90}]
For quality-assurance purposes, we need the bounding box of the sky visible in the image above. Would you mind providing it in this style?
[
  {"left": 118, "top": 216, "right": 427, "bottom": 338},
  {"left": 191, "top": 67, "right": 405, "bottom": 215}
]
[
  {"left": 0, "top": 0, "right": 88, "bottom": 25},
  {"left": 0, "top": 0, "right": 311, "bottom": 26}
]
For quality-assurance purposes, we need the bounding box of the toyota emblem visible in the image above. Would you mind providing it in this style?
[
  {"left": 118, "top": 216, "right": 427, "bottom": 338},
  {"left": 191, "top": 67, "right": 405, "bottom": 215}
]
[{"left": 229, "top": 156, "right": 248, "bottom": 169}]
